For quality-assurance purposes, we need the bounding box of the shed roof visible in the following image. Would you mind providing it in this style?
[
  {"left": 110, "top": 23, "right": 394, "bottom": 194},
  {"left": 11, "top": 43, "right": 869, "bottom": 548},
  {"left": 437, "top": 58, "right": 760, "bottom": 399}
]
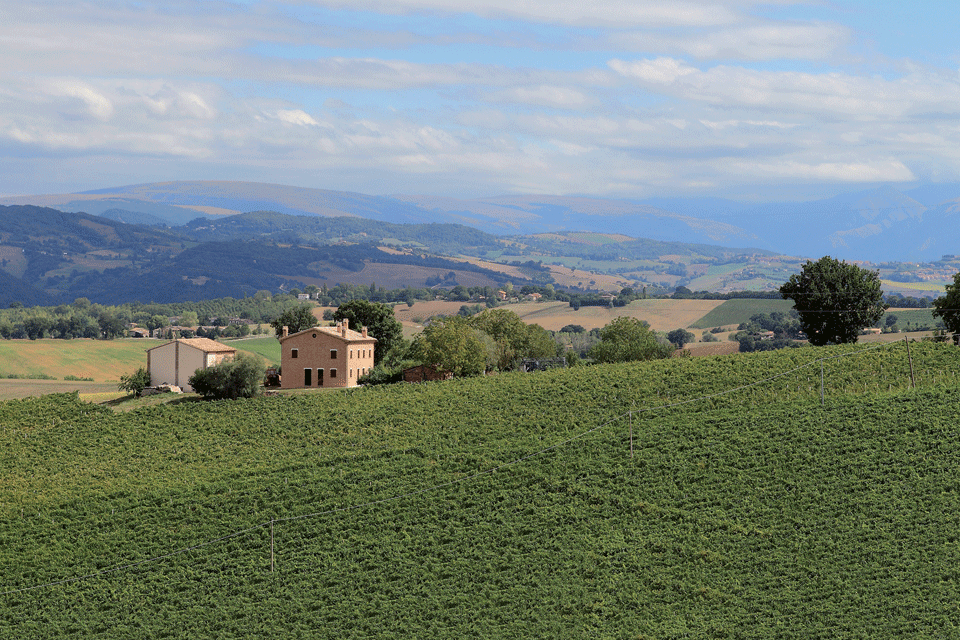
[{"left": 146, "top": 337, "right": 238, "bottom": 354}]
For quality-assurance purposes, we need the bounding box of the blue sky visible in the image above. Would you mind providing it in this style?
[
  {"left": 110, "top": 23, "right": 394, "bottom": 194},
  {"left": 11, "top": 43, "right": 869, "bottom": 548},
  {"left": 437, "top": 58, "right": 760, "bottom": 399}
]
[{"left": 1, "top": 0, "right": 958, "bottom": 201}]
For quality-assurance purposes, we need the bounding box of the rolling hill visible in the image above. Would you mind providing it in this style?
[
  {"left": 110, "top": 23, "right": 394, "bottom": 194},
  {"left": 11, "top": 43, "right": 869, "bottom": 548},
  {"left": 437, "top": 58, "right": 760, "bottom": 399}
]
[
  {"left": 2, "top": 342, "right": 960, "bottom": 636},
  {"left": 4, "top": 179, "right": 960, "bottom": 261}
]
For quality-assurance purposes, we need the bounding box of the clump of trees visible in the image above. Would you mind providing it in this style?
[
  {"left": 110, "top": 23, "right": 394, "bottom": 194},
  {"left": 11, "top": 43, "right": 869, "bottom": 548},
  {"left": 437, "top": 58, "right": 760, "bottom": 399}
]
[
  {"left": 780, "top": 256, "right": 886, "bottom": 346},
  {"left": 188, "top": 353, "right": 266, "bottom": 400},
  {"left": 333, "top": 300, "right": 403, "bottom": 363},
  {"left": 589, "top": 317, "right": 674, "bottom": 363}
]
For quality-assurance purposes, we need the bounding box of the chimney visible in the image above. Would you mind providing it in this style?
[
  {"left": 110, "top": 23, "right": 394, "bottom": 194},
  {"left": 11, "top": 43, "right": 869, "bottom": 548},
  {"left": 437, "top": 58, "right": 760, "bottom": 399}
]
[
  {"left": 282, "top": 325, "right": 289, "bottom": 338},
  {"left": 341, "top": 319, "right": 348, "bottom": 337},
  {"left": 362, "top": 326, "right": 368, "bottom": 338}
]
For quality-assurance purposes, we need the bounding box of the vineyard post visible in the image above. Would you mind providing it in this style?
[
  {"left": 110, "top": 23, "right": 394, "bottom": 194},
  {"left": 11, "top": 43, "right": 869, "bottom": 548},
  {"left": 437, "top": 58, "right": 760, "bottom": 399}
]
[
  {"left": 629, "top": 411, "right": 633, "bottom": 458},
  {"left": 905, "top": 337, "right": 915, "bottom": 389},
  {"left": 271, "top": 519, "right": 275, "bottom": 573}
]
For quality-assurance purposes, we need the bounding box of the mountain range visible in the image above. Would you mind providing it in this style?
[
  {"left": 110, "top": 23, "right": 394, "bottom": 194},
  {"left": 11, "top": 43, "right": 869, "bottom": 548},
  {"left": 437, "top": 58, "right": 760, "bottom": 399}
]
[{"left": 3, "top": 180, "right": 960, "bottom": 262}]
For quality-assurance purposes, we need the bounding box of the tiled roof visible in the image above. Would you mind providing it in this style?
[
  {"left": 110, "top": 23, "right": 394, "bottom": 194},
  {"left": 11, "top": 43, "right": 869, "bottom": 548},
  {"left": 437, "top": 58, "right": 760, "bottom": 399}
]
[
  {"left": 147, "top": 337, "right": 238, "bottom": 353},
  {"left": 280, "top": 325, "right": 376, "bottom": 343}
]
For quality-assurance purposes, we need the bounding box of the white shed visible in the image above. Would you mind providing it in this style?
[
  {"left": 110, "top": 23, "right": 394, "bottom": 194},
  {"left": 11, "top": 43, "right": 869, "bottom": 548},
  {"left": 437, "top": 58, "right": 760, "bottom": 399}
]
[{"left": 146, "top": 338, "right": 238, "bottom": 392}]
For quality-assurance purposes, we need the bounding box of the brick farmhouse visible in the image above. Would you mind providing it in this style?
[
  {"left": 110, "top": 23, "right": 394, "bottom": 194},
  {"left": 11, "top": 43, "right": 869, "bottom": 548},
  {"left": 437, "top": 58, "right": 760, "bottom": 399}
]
[{"left": 279, "top": 320, "right": 376, "bottom": 389}]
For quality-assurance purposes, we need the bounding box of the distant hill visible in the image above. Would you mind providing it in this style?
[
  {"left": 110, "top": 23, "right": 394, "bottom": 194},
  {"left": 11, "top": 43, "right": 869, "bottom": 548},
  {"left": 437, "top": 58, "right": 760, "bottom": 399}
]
[
  {"left": 0, "top": 181, "right": 764, "bottom": 250},
  {"left": 4, "top": 179, "right": 960, "bottom": 260}
]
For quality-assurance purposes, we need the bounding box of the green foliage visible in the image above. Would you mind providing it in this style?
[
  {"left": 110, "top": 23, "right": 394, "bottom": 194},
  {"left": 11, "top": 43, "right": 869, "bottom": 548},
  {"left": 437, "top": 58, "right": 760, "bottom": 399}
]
[
  {"left": 932, "top": 271, "right": 960, "bottom": 335},
  {"left": 689, "top": 298, "right": 796, "bottom": 329},
  {"left": 333, "top": 299, "right": 403, "bottom": 363},
  {"left": 188, "top": 353, "right": 266, "bottom": 400},
  {"left": 589, "top": 317, "right": 674, "bottom": 363},
  {"left": 469, "top": 308, "right": 557, "bottom": 370},
  {"left": 270, "top": 304, "right": 317, "bottom": 339},
  {"left": 780, "top": 256, "right": 886, "bottom": 346},
  {"left": 411, "top": 316, "right": 487, "bottom": 377},
  {"left": 667, "top": 327, "right": 696, "bottom": 348},
  {"left": 117, "top": 367, "right": 150, "bottom": 397}
]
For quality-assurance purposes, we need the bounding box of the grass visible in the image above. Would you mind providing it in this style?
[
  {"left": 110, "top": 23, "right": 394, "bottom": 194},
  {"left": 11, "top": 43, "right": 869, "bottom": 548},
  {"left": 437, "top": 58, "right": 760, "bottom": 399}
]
[
  {"left": 0, "top": 338, "right": 156, "bottom": 382},
  {"left": 689, "top": 298, "right": 795, "bottom": 329},
  {"left": 0, "top": 337, "right": 282, "bottom": 400},
  {"left": 222, "top": 335, "right": 282, "bottom": 366}
]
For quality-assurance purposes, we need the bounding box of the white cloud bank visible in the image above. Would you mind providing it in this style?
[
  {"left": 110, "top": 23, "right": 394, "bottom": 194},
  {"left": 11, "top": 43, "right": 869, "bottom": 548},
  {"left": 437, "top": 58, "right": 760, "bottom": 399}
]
[{"left": 0, "top": 0, "right": 958, "bottom": 198}]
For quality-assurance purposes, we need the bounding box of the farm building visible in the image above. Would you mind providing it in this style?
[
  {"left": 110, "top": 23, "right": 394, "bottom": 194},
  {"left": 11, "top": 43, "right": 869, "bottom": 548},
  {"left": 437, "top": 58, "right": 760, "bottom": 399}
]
[
  {"left": 403, "top": 364, "right": 453, "bottom": 383},
  {"left": 146, "top": 337, "right": 237, "bottom": 392},
  {"left": 279, "top": 320, "right": 376, "bottom": 389}
]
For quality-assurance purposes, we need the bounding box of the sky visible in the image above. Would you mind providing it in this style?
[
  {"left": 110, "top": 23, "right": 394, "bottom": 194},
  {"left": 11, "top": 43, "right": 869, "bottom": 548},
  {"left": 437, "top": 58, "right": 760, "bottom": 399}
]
[{"left": 2, "top": 0, "right": 959, "bottom": 201}]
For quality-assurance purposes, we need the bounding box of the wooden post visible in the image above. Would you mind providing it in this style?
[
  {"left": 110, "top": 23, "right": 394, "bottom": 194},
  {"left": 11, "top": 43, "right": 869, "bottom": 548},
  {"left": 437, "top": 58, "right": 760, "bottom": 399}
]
[
  {"left": 271, "top": 519, "right": 275, "bottom": 573},
  {"left": 629, "top": 411, "right": 633, "bottom": 458},
  {"left": 905, "top": 337, "right": 915, "bottom": 389}
]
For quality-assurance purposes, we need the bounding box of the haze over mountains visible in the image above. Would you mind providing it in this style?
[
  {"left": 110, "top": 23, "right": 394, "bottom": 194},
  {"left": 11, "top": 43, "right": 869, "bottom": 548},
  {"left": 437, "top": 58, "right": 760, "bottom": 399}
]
[{"left": 3, "top": 180, "right": 959, "bottom": 262}]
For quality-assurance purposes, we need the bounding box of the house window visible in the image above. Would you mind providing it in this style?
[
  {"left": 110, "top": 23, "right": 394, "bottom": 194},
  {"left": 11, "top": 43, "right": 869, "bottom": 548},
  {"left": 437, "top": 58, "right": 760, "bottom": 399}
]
[
  {"left": 350, "top": 368, "right": 354, "bottom": 378},
  {"left": 349, "top": 349, "right": 353, "bottom": 359},
  {"left": 330, "top": 349, "right": 338, "bottom": 359},
  {"left": 330, "top": 368, "right": 337, "bottom": 379},
  {"left": 291, "top": 349, "right": 298, "bottom": 359},
  {"left": 318, "top": 369, "right": 324, "bottom": 386}
]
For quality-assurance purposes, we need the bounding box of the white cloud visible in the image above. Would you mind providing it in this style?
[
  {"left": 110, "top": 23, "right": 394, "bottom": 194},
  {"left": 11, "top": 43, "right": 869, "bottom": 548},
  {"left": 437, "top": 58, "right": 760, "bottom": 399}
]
[
  {"left": 609, "top": 58, "right": 960, "bottom": 119},
  {"left": 609, "top": 21, "right": 849, "bottom": 61},
  {"left": 726, "top": 159, "right": 916, "bottom": 182},
  {"left": 306, "top": 0, "right": 741, "bottom": 28},
  {"left": 486, "top": 85, "right": 593, "bottom": 109},
  {"left": 276, "top": 109, "right": 321, "bottom": 126},
  {"left": 48, "top": 81, "right": 114, "bottom": 120}
]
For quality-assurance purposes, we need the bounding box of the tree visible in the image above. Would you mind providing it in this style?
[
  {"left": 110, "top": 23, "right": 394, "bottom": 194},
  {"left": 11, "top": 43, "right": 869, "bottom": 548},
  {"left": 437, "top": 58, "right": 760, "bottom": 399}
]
[
  {"left": 589, "top": 317, "right": 674, "bottom": 363},
  {"left": 779, "top": 256, "right": 886, "bottom": 346},
  {"left": 333, "top": 299, "right": 402, "bottom": 363},
  {"left": 188, "top": 353, "right": 266, "bottom": 400},
  {"left": 932, "top": 272, "right": 960, "bottom": 334},
  {"left": 667, "top": 328, "right": 696, "bottom": 348},
  {"left": 411, "top": 316, "right": 486, "bottom": 378},
  {"left": 270, "top": 304, "right": 317, "bottom": 339},
  {"left": 118, "top": 367, "right": 151, "bottom": 397}
]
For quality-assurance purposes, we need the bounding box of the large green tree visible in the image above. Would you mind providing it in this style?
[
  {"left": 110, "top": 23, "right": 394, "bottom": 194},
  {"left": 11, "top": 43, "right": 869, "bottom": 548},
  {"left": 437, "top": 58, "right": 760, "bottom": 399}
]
[
  {"left": 589, "top": 317, "right": 674, "bottom": 363},
  {"left": 780, "top": 256, "right": 886, "bottom": 346},
  {"left": 270, "top": 304, "right": 317, "bottom": 339},
  {"left": 410, "top": 316, "right": 487, "bottom": 378},
  {"left": 932, "top": 271, "right": 960, "bottom": 334},
  {"left": 470, "top": 308, "right": 557, "bottom": 370},
  {"left": 333, "top": 299, "right": 403, "bottom": 363}
]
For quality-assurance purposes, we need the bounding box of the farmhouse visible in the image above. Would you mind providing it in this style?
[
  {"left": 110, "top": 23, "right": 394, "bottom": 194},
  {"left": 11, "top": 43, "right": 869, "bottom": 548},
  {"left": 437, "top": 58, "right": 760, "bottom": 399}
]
[
  {"left": 146, "top": 337, "right": 237, "bottom": 392},
  {"left": 279, "top": 320, "right": 376, "bottom": 389}
]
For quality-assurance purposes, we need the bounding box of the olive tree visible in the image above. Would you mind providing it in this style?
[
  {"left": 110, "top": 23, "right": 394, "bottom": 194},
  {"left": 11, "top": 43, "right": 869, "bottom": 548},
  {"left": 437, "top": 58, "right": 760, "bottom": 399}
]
[{"left": 779, "top": 256, "right": 886, "bottom": 346}]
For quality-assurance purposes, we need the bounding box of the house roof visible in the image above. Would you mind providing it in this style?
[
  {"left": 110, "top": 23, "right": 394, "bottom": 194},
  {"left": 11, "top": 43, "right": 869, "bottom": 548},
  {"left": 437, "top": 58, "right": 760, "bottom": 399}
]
[
  {"left": 147, "top": 337, "right": 238, "bottom": 354},
  {"left": 279, "top": 324, "right": 376, "bottom": 344}
]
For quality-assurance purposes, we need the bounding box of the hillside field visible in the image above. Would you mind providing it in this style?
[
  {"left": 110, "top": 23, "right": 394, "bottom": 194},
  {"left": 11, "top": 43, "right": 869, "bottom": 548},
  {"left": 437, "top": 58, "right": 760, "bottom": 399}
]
[
  {"left": 0, "top": 337, "right": 280, "bottom": 400},
  {"left": 2, "top": 342, "right": 960, "bottom": 637},
  {"left": 395, "top": 298, "right": 729, "bottom": 333}
]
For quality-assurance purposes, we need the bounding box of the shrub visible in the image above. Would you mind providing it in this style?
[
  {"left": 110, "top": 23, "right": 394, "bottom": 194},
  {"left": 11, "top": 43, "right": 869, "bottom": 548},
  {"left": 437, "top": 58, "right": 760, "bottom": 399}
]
[
  {"left": 117, "top": 367, "right": 150, "bottom": 397},
  {"left": 189, "top": 353, "right": 266, "bottom": 400}
]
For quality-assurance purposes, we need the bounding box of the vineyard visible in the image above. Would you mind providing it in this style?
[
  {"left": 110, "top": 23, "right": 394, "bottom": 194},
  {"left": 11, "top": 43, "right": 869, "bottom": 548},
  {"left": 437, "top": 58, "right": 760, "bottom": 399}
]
[{"left": 2, "top": 341, "right": 960, "bottom": 637}]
